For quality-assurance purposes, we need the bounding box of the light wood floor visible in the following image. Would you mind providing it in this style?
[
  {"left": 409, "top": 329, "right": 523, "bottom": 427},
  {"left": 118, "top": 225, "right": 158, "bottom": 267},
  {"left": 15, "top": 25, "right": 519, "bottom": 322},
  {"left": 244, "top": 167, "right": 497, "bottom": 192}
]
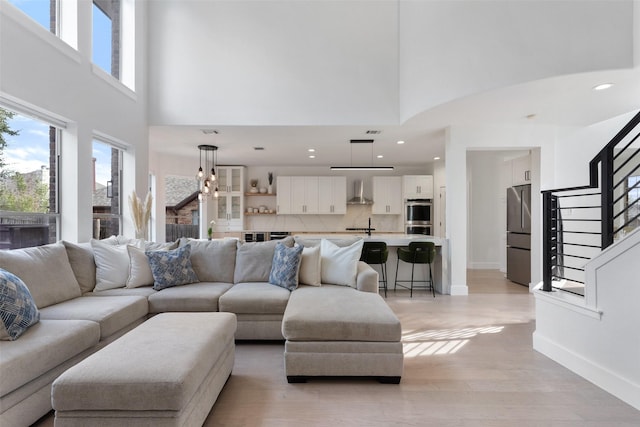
[{"left": 33, "top": 270, "right": 640, "bottom": 426}]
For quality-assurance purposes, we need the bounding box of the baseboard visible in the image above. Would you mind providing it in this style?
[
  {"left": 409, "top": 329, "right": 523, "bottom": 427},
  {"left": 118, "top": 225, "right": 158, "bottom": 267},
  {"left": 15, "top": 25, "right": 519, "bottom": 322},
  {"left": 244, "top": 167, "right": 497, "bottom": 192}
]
[
  {"left": 533, "top": 331, "right": 640, "bottom": 411},
  {"left": 449, "top": 285, "right": 468, "bottom": 296}
]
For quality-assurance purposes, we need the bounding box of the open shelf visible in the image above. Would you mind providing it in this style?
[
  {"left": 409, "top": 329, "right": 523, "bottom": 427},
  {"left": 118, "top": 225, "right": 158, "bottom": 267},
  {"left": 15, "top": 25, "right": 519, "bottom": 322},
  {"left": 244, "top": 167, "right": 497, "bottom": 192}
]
[{"left": 245, "top": 192, "right": 276, "bottom": 196}]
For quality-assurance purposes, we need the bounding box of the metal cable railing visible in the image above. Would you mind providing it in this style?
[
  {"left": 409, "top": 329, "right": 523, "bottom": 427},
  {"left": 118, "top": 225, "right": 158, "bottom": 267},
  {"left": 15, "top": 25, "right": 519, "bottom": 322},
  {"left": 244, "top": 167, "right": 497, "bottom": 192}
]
[{"left": 542, "top": 111, "right": 640, "bottom": 293}]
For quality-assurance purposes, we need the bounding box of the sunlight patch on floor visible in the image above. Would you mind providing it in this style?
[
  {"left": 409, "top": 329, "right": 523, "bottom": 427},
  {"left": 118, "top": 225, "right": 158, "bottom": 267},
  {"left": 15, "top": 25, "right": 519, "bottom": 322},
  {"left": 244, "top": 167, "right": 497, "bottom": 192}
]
[{"left": 402, "top": 326, "right": 505, "bottom": 357}]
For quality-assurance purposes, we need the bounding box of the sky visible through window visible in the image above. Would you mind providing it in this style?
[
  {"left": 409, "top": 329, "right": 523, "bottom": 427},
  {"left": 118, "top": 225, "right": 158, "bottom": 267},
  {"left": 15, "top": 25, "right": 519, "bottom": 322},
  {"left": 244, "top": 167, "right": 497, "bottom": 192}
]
[{"left": 4, "top": 0, "right": 112, "bottom": 186}]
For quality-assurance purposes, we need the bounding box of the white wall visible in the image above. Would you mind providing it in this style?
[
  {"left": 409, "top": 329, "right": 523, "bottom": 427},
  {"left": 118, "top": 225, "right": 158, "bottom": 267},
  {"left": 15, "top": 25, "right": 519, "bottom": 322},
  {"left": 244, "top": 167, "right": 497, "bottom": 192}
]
[
  {"left": 0, "top": 1, "right": 148, "bottom": 242},
  {"left": 147, "top": 0, "right": 634, "bottom": 127},
  {"left": 534, "top": 230, "right": 640, "bottom": 410}
]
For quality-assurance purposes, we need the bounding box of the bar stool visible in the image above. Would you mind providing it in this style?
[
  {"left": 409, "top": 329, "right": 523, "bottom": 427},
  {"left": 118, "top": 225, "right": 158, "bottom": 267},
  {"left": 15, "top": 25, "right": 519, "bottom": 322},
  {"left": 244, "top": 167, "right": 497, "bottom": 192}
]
[
  {"left": 360, "top": 241, "right": 389, "bottom": 297},
  {"left": 394, "top": 241, "right": 436, "bottom": 297}
]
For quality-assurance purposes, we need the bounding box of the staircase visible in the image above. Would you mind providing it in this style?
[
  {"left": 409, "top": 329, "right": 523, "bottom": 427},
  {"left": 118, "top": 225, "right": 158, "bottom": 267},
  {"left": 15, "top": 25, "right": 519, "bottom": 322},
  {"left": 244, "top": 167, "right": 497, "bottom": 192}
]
[{"left": 542, "top": 111, "right": 640, "bottom": 294}]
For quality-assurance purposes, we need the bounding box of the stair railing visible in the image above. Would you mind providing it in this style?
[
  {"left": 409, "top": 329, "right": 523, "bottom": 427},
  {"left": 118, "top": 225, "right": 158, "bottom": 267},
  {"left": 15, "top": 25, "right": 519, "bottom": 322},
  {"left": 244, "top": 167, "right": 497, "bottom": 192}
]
[{"left": 542, "top": 111, "right": 640, "bottom": 292}]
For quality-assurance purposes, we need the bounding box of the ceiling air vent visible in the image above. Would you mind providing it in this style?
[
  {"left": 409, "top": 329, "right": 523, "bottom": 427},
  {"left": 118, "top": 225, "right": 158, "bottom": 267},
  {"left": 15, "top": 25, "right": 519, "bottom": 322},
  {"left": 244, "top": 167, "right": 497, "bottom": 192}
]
[
  {"left": 254, "top": 147, "right": 265, "bottom": 151},
  {"left": 366, "top": 130, "right": 382, "bottom": 134}
]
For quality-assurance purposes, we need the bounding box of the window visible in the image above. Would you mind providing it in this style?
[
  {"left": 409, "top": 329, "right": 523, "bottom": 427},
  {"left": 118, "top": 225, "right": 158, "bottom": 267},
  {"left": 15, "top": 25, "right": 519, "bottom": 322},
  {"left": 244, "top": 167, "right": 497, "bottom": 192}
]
[
  {"left": 92, "top": 0, "right": 120, "bottom": 78},
  {"left": 625, "top": 175, "right": 640, "bottom": 232},
  {"left": 92, "top": 139, "right": 122, "bottom": 239},
  {"left": 0, "top": 107, "right": 60, "bottom": 249},
  {"left": 7, "top": 0, "right": 57, "bottom": 34}
]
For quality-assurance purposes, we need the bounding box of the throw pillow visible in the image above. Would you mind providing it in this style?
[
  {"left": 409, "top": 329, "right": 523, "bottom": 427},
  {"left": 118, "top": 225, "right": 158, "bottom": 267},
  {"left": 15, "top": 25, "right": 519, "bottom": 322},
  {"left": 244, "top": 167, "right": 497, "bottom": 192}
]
[
  {"left": 146, "top": 245, "right": 199, "bottom": 291},
  {"left": 234, "top": 237, "right": 294, "bottom": 283},
  {"left": 0, "top": 268, "right": 40, "bottom": 341},
  {"left": 320, "top": 238, "right": 364, "bottom": 287},
  {"left": 91, "top": 239, "right": 138, "bottom": 291},
  {"left": 62, "top": 241, "right": 96, "bottom": 294},
  {"left": 0, "top": 242, "right": 81, "bottom": 309},
  {"left": 298, "top": 245, "right": 321, "bottom": 286},
  {"left": 269, "top": 243, "right": 303, "bottom": 291},
  {"left": 126, "top": 241, "right": 178, "bottom": 288}
]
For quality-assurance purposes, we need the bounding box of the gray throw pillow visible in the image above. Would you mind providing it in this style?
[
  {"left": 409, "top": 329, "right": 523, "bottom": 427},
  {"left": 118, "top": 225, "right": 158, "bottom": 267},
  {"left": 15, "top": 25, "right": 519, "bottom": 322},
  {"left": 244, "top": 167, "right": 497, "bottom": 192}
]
[
  {"left": 62, "top": 241, "right": 96, "bottom": 294},
  {"left": 234, "top": 237, "right": 294, "bottom": 283}
]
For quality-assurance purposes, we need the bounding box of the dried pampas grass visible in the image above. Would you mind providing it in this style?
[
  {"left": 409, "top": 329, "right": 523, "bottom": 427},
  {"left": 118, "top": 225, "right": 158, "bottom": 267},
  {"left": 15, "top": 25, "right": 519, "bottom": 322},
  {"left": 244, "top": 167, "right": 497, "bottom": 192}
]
[{"left": 129, "top": 191, "right": 152, "bottom": 239}]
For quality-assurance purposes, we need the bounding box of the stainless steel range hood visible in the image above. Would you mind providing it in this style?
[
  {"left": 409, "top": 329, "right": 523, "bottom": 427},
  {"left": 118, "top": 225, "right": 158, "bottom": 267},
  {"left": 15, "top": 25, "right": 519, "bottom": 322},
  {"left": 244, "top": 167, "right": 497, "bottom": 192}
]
[{"left": 347, "top": 180, "right": 373, "bottom": 205}]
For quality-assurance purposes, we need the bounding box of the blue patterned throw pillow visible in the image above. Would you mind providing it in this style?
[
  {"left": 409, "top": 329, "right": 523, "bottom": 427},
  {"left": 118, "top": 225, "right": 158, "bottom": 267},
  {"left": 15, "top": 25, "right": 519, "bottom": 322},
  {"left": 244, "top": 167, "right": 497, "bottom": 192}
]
[
  {"left": 269, "top": 243, "right": 303, "bottom": 291},
  {"left": 146, "top": 245, "right": 199, "bottom": 291},
  {"left": 0, "top": 268, "right": 40, "bottom": 341}
]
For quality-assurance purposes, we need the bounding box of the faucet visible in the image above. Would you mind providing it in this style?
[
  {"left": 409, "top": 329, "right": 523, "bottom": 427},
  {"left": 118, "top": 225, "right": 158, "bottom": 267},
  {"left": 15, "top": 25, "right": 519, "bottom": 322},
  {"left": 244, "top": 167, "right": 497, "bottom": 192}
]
[
  {"left": 367, "top": 217, "right": 373, "bottom": 237},
  {"left": 345, "top": 217, "right": 375, "bottom": 237}
]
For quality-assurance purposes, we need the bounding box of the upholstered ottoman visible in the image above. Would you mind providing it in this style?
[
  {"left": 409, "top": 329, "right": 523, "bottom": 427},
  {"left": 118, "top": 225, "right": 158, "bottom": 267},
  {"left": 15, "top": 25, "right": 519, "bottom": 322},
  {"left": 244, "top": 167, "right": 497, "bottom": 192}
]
[
  {"left": 51, "top": 312, "right": 237, "bottom": 427},
  {"left": 282, "top": 285, "right": 403, "bottom": 383}
]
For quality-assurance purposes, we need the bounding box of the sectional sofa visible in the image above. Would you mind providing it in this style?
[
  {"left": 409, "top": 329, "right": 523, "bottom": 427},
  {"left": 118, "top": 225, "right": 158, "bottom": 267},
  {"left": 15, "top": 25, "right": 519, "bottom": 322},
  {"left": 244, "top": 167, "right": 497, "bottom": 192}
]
[{"left": 0, "top": 235, "right": 402, "bottom": 426}]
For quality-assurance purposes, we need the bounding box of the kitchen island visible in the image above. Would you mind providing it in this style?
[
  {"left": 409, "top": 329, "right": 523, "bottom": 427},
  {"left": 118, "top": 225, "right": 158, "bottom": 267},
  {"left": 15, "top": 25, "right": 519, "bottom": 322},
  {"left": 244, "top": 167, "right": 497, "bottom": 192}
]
[{"left": 294, "top": 234, "right": 450, "bottom": 295}]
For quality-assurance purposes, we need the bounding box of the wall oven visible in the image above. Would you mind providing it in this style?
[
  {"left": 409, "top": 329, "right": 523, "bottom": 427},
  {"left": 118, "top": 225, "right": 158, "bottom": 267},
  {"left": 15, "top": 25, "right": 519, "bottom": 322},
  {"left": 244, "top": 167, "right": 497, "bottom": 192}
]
[{"left": 405, "top": 199, "right": 432, "bottom": 235}]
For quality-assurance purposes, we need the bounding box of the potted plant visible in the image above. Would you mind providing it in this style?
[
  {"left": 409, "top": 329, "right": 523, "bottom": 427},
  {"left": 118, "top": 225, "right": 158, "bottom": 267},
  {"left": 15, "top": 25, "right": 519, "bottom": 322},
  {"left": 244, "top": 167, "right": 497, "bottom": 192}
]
[
  {"left": 267, "top": 172, "right": 274, "bottom": 194},
  {"left": 207, "top": 220, "right": 215, "bottom": 240}
]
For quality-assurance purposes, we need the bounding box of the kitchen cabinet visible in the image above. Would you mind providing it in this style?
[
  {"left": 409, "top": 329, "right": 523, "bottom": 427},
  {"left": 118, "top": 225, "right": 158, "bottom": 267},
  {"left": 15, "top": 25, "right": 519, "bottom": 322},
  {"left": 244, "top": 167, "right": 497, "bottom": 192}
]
[
  {"left": 372, "top": 176, "right": 402, "bottom": 214},
  {"left": 214, "top": 166, "right": 244, "bottom": 230},
  {"left": 291, "top": 176, "right": 319, "bottom": 214},
  {"left": 276, "top": 176, "right": 292, "bottom": 214},
  {"left": 318, "top": 176, "right": 347, "bottom": 214},
  {"left": 403, "top": 175, "right": 433, "bottom": 199},
  {"left": 511, "top": 154, "right": 531, "bottom": 186}
]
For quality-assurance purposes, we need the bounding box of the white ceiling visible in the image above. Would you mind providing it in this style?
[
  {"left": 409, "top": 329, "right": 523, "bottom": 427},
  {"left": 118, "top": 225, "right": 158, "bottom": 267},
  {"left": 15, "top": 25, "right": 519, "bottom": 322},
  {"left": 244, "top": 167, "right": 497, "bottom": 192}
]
[{"left": 148, "top": 67, "right": 640, "bottom": 167}]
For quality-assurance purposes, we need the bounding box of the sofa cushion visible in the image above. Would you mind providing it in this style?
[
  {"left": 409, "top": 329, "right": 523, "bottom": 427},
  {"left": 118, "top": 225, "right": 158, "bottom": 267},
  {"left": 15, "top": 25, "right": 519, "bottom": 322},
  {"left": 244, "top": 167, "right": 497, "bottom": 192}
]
[
  {"left": 234, "top": 237, "right": 294, "bottom": 283},
  {"left": 219, "top": 282, "right": 291, "bottom": 315},
  {"left": 298, "top": 245, "right": 321, "bottom": 286},
  {"left": 146, "top": 245, "right": 199, "bottom": 291},
  {"left": 0, "top": 242, "right": 81, "bottom": 309},
  {"left": 283, "top": 285, "right": 401, "bottom": 342},
  {"left": 39, "top": 296, "right": 148, "bottom": 340},
  {"left": 0, "top": 319, "right": 100, "bottom": 397},
  {"left": 320, "top": 238, "right": 364, "bottom": 287},
  {"left": 269, "top": 243, "right": 303, "bottom": 291},
  {"left": 182, "top": 239, "right": 237, "bottom": 283},
  {"left": 92, "top": 286, "right": 157, "bottom": 298},
  {"left": 147, "top": 282, "right": 233, "bottom": 313},
  {"left": 0, "top": 268, "right": 40, "bottom": 341},
  {"left": 62, "top": 241, "right": 96, "bottom": 294}
]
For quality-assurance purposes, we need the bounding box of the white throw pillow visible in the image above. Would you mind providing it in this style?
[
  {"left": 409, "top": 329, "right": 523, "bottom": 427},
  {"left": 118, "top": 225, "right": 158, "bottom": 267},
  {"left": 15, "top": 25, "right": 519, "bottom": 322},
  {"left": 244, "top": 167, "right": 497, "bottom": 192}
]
[
  {"left": 320, "top": 238, "right": 364, "bottom": 287},
  {"left": 125, "top": 245, "right": 154, "bottom": 288},
  {"left": 92, "top": 239, "right": 141, "bottom": 291},
  {"left": 298, "top": 245, "right": 321, "bottom": 286}
]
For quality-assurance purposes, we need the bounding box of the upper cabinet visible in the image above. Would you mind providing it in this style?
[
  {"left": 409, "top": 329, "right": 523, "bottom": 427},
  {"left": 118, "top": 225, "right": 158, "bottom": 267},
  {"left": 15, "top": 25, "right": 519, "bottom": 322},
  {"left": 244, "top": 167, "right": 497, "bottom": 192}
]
[
  {"left": 511, "top": 154, "right": 532, "bottom": 186},
  {"left": 318, "top": 176, "right": 347, "bottom": 214},
  {"left": 217, "top": 166, "right": 243, "bottom": 193},
  {"left": 277, "top": 176, "right": 346, "bottom": 215},
  {"left": 403, "top": 175, "right": 433, "bottom": 199},
  {"left": 372, "top": 176, "right": 402, "bottom": 214}
]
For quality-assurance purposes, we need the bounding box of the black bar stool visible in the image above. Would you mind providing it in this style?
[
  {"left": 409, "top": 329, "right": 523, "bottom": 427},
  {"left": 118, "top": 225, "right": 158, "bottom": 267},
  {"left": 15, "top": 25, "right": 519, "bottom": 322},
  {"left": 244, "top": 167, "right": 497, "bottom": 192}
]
[
  {"left": 360, "top": 241, "right": 389, "bottom": 297},
  {"left": 394, "top": 241, "right": 436, "bottom": 297}
]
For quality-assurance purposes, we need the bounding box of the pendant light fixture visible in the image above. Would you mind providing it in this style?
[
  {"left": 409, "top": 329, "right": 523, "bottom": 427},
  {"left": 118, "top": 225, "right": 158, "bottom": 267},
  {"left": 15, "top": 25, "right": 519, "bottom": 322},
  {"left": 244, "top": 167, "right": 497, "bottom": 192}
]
[
  {"left": 330, "top": 140, "right": 394, "bottom": 171},
  {"left": 196, "top": 144, "right": 219, "bottom": 200}
]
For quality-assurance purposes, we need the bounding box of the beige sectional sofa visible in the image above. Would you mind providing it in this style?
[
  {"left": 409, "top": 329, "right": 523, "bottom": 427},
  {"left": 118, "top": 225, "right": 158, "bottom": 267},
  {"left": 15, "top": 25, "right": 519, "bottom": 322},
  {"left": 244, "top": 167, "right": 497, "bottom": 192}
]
[{"left": 0, "top": 235, "right": 401, "bottom": 426}]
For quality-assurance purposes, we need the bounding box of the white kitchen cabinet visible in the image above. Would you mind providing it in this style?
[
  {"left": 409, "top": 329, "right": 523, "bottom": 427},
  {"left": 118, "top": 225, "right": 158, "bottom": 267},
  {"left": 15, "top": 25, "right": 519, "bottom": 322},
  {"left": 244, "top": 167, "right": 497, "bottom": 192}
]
[
  {"left": 276, "top": 176, "right": 292, "bottom": 214},
  {"left": 291, "top": 176, "right": 319, "bottom": 214},
  {"left": 403, "top": 175, "right": 433, "bottom": 199},
  {"left": 372, "top": 176, "right": 402, "bottom": 214},
  {"left": 214, "top": 166, "right": 244, "bottom": 230},
  {"left": 318, "top": 176, "right": 347, "bottom": 214},
  {"left": 511, "top": 154, "right": 532, "bottom": 186}
]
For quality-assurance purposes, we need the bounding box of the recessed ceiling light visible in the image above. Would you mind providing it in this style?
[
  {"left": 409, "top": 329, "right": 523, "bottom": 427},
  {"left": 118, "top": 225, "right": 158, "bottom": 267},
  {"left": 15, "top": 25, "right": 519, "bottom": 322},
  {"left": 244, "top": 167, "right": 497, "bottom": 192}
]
[
  {"left": 377, "top": 155, "right": 384, "bottom": 159},
  {"left": 433, "top": 156, "right": 441, "bottom": 160},
  {"left": 397, "top": 140, "right": 405, "bottom": 145},
  {"left": 308, "top": 148, "right": 315, "bottom": 152},
  {"left": 309, "top": 155, "right": 316, "bottom": 159},
  {"left": 593, "top": 83, "right": 614, "bottom": 91}
]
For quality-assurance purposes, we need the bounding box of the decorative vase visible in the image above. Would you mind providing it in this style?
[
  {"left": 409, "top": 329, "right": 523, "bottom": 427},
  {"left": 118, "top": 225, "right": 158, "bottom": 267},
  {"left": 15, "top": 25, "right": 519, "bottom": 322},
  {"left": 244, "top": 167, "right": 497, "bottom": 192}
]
[
  {"left": 268, "top": 184, "right": 273, "bottom": 194},
  {"left": 250, "top": 187, "right": 258, "bottom": 193}
]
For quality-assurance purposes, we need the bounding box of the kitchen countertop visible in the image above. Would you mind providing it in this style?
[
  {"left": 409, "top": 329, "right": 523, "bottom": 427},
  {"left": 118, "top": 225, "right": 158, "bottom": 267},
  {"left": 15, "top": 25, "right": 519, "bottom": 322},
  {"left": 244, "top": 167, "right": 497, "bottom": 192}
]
[{"left": 293, "top": 233, "right": 445, "bottom": 247}]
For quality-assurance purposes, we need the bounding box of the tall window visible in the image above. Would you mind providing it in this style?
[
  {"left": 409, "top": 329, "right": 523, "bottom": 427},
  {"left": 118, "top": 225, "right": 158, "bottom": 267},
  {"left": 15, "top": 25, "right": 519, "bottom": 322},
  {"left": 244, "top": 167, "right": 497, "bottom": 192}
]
[
  {"left": 7, "top": 0, "right": 58, "bottom": 34},
  {"left": 92, "top": 0, "right": 120, "bottom": 78},
  {"left": 626, "top": 175, "right": 640, "bottom": 232},
  {"left": 92, "top": 140, "right": 121, "bottom": 239},
  {"left": 0, "top": 107, "right": 60, "bottom": 249}
]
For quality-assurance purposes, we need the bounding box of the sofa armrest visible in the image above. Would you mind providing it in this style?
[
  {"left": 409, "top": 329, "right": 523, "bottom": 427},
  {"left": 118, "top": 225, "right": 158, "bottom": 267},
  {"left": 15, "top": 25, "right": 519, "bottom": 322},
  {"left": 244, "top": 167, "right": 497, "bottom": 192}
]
[{"left": 356, "top": 261, "right": 379, "bottom": 294}]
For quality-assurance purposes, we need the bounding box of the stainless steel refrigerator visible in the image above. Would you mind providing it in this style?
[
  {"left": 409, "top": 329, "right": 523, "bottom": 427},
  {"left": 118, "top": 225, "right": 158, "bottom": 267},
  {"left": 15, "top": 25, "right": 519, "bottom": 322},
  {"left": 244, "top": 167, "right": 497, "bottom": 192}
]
[{"left": 506, "top": 184, "right": 531, "bottom": 286}]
